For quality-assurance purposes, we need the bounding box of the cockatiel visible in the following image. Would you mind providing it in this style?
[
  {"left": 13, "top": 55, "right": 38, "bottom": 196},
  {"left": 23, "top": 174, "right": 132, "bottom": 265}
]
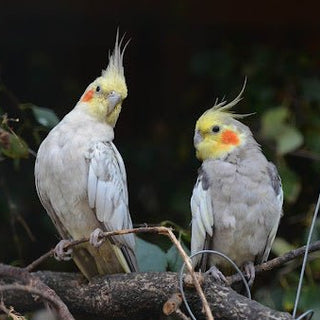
[
  {"left": 191, "top": 83, "right": 283, "bottom": 285},
  {"left": 35, "top": 33, "right": 137, "bottom": 279}
]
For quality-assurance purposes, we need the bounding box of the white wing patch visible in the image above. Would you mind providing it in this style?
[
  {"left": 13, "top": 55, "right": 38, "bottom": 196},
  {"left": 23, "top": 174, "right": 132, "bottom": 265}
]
[
  {"left": 191, "top": 173, "right": 214, "bottom": 261},
  {"left": 87, "top": 141, "right": 134, "bottom": 250},
  {"left": 277, "top": 187, "right": 284, "bottom": 211}
]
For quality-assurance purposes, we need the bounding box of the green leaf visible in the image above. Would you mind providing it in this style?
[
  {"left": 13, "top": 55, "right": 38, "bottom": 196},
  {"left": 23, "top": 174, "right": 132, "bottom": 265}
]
[
  {"left": 261, "top": 107, "right": 304, "bottom": 155},
  {"left": 283, "top": 287, "right": 296, "bottom": 312},
  {"left": 136, "top": 237, "right": 167, "bottom": 272},
  {"left": 289, "top": 285, "right": 320, "bottom": 315},
  {"left": 278, "top": 163, "right": 301, "bottom": 203},
  {"left": 166, "top": 240, "right": 190, "bottom": 272},
  {"left": 271, "top": 237, "right": 295, "bottom": 256},
  {"left": 31, "top": 105, "right": 59, "bottom": 128},
  {"left": 1, "top": 133, "right": 29, "bottom": 159},
  {"left": 277, "top": 126, "right": 304, "bottom": 155},
  {"left": 261, "top": 107, "right": 289, "bottom": 140},
  {"left": 255, "top": 285, "right": 284, "bottom": 310},
  {"left": 160, "top": 220, "right": 190, "bottom": 240}
]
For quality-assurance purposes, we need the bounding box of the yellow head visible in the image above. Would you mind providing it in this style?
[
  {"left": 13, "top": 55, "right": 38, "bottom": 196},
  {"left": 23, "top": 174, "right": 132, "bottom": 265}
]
[
  {"left": 79, "top": 32, "right": 128, "bottom": 127},
  {"left": 194, "top": 82, "right": 251, "bottom": 161}
]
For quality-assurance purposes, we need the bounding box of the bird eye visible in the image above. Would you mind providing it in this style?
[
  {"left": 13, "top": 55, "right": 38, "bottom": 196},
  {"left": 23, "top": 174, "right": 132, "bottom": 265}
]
[
  {"left": 96, "top": 86, "right": 101, "bottom": 92},
  {"left": 109, "top": 90, "right": 115, "bottom": 95},
  {"left": 212, "top": 125, "right": 220, "bottom": 133}
]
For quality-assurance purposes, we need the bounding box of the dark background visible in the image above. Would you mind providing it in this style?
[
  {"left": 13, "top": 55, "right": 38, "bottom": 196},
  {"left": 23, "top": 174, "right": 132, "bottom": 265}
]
[{"left": 1, "top": 0, "right": 320, "bottom": 315}]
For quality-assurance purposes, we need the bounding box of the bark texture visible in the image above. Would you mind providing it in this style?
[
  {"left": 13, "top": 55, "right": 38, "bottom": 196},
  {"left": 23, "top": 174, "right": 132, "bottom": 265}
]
[{"left": 1, "top": 270, "right": 294, "bottom": 320}]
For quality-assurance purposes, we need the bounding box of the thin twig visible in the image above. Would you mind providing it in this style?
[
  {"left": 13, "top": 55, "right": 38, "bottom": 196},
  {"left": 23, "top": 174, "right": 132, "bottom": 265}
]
[
  {"left": 25, "top": 227, "right": 168, "bottom": 271},
  {"left": 64, "top": 226, "right": 173, "bottom": 250},
  {"left": 0, "top": 300, "right": 26, "bottom": 320},
  {"left": 257, "top": 240, "right": 320, "bottom": 273},
  {"left": 0, "top": 300, "right": 10, "bottom": 314},
  {"left": 16, "top": 214, "right": 36, "bottom": 242},
  {"left": 176, "top": 308, "right": 192, "bottom": 320},
  {"left": 25, "top": 249, "right": 54, "bottom": 272},
  {"left": 28, "top": 229, "right": 320, "bottom": 281},
  {"left": 28, "top": 148, "right": 37, "bottom": 158},
  {"left": 228, "top": 240, "right": 320, "bottom": 284},
  {"left": 165, "top": 228, "right": 214, "bottom": 320},
  {"left": 289, "top": 149, "right": 320, "bottom": 161}
]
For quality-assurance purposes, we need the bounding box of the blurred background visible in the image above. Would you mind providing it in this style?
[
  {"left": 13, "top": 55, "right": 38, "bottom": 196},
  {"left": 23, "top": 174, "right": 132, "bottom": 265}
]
[{"left": 0, "top": 0, "right": 320, "bottom": 316}]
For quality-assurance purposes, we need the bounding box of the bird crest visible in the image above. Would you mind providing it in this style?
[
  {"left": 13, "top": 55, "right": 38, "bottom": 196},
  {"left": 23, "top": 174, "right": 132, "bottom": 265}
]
[
  {"left": 206, "top": 78, "right": 252, "bottom": 119},
  {"left": 101, "top": 31, "right": 129, "bottom": 98}
]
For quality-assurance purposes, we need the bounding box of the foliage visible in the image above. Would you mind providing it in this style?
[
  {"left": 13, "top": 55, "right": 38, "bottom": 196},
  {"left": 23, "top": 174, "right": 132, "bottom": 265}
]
[{"left": 136, "top": 236, "right": 189, "bottom": 272}]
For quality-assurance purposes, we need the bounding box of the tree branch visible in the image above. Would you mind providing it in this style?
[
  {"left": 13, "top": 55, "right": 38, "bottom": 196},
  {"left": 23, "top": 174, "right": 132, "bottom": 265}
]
[
  {"left": 0, "top": 300, "right": 26, "bottom": 320},
  {"left": 228, "top": 240, "right": 320, "bottom": 284},
  {"left": 0, "top": 268, "right": 294, "bottom": 320},
  {"left": 26, "top": 226, "right": 214, "bottom": 320},
  {"left": 19, "top": 229, "right": 320, "bottom": 320},
  {"left": 0, "top": 264, "right": 74, "bottom": 320}
]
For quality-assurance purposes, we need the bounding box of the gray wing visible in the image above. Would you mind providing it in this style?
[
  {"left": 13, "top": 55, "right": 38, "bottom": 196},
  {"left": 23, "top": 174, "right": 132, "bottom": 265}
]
[
  {"left": 190, "top": 168, "right": 214, "bottom": 268},
  {"left": 258, "top": 161, "right": 283, "bottom": 263},
  {"left": 268, "top": 161, "right": 284, "bottom": 209},
  {"left": 87, "top": 141, "right": 137, "bottom": 271}
]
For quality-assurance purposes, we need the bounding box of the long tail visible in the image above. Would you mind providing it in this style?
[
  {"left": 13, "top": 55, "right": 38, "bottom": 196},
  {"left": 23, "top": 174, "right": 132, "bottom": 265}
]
[{"left": 72, "top": 239, "right": 136, "bottom": 279}]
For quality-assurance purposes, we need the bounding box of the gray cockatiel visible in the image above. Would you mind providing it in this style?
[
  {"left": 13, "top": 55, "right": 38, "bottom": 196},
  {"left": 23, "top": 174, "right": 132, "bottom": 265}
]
[
  {"left": 35, "top": 33, "right": 137, "bottom": 279},
  {"left": 191, "top": 86, "right": 283, "bottom": 285}
]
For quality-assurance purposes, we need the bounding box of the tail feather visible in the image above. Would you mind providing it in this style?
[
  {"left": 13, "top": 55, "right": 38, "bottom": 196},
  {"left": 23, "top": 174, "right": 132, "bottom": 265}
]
[{"left": 72, "top": 240, "right": 131, "bottom": 279}]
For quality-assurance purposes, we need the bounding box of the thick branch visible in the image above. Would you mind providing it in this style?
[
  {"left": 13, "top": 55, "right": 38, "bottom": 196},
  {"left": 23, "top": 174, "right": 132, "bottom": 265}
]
[
  {"left": 26, "top": 226, "right": 214, "bottom": 320},
  {"left": 17, "top": 230, "right": 320, "bottom": 320},
  {"left": 1, "top": 269, "right": 293, "bottom": 320}
]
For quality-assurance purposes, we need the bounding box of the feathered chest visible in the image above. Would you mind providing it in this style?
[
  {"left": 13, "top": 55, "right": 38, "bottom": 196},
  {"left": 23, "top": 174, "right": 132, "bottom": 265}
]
[
  {"left": 202, "top": 155, "right": 277, "bottom": 229},
  {"left": 37, "top": 114, "right": 115, "bottom": 198}
]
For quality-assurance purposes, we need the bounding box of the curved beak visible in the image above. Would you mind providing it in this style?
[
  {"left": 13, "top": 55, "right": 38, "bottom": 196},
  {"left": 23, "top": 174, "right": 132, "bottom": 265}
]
[
  {"left": 193, "top": 130, "right": 202, "bottom": 147},
  {"left": 107, "top": 91, "right": 122, "bottom": 113}
]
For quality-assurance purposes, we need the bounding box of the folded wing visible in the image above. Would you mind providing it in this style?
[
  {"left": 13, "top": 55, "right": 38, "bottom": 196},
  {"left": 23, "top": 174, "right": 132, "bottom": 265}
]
[{"left": 87, "top": 141, "right": 137, "bottom": 271}]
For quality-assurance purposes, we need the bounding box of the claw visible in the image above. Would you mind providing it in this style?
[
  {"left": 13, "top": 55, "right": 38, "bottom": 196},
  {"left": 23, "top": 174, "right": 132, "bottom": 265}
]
[
  {"left": 205, "top": 265, "right": 227, "bottom": 283},
  {"left": 243, "top": 261, "right": 255, "bottom": 287},
  {"left": 54, "top": 239, "right": 73, "bottom": 261},
  {"left": 90, "top": 228, "right": 105, "bottom": 248}
]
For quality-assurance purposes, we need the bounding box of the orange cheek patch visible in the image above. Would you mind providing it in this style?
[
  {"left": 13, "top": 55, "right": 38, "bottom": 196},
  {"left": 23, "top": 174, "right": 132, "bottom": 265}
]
[
  {"left": 81, "top": 89, "right": 94, "bottom": 102},
  {"left": 221, "top": 130, "right": 240, "bottom": 145}
]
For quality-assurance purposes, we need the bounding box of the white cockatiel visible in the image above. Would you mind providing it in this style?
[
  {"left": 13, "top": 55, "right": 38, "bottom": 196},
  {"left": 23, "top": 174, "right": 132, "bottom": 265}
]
[
  {"left": 191, "top": 84, "right": 283, "bottom": 285},
  {"left": 35, "top": 33, "right": 137, "bottom": 279}
]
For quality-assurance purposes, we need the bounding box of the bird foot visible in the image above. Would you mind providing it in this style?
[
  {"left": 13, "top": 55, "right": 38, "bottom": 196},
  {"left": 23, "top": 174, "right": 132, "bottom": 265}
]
[
  {"left": 90, "top": 228, "right": 105, "bottom": 248},
  {"left": 54, "top": 239, "right": 73, "bottom": 261},
  {"left": 205, "top": 265, "right": 227, "bottom": 283},
  {"left": 243, "top": 261, "right": 255, "bottom": 287}
]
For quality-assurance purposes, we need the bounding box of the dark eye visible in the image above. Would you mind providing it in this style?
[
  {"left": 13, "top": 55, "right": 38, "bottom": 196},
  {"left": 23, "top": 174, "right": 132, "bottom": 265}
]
[
  {"left": 96, "top": 86, "right": 101, "bottom": 92},
  {"left": 212, "top": 125, "right": 220, "bottom": 133}
]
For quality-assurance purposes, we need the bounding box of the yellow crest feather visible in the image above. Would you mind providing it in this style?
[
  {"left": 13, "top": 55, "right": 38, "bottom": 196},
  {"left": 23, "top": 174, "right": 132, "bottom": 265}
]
[
  {"left": 206, "top": 77, "right": 252, "bottom": 119},
  {"left": 101, "top": 30, "right": 129, "bottom": 98}
]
